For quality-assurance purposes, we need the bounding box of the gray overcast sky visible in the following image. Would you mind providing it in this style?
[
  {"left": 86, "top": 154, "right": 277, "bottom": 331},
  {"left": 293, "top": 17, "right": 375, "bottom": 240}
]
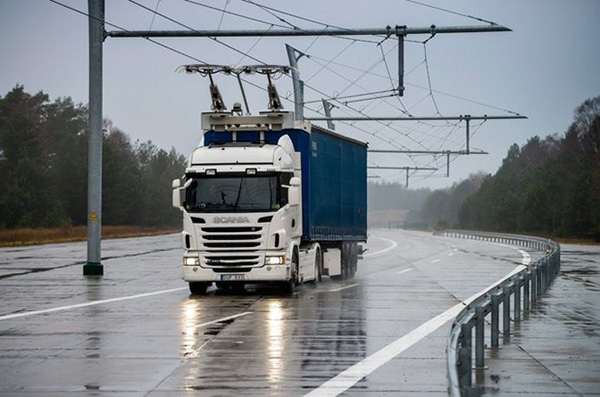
[{"left": 1, "top": 0, "right": 599, "bottom": 189}]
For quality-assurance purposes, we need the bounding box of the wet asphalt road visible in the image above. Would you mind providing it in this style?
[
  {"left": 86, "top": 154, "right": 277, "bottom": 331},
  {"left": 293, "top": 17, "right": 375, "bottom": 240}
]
[{"left": 0, "top": 230, "right": 598, "bottom": 396}]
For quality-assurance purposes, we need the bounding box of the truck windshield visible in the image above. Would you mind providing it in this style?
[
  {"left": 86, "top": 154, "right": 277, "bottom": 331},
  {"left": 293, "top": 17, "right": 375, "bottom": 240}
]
[{"left": 184, "top": 174, "right": 287, "bottom": 213}]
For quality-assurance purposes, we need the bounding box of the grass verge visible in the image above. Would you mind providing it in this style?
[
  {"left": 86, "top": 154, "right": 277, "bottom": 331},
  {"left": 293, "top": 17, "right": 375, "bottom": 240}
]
[{"left": 0, "top": 226, "right": 179, "bottom": 247}]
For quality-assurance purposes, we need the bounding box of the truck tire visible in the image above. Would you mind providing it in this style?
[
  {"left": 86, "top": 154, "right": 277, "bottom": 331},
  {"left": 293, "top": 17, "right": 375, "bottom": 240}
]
[
  {"left": 189, "top": 282, "right": 208, "bottom": 295},
  {"left": 281, "top": 250, "right": 298, "bottom": 294},
  {"left": 349, "top": 242, "right": 358, "bottom": 278},
  {"left": 315, "top": 248, "right": 322, "bottom": 282},
  {"left": 341, "top": 241, "right": 352, "bottom": 280}
]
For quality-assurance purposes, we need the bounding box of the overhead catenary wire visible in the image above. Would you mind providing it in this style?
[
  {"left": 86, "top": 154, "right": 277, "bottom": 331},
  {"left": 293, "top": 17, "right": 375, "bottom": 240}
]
[
  {"left": 48, "top": 0, "right": 208, "bottom": 64},
  {"left": 405, "top": 0, "right": 499, "bottom": 26},
  {"left": 49, "top": 0, "right": 432, "bottom": 176},
  {"left": 240, "top": 0, "right": 381, "bottom": 44},
  {"left": 182, "top": 0, "right": 292, "bottom": 30},
  {"left": 217, "top": 0, "right": 231, "bottom": 31},
  {"left": 147, "top": 0, "right": 162, "bottom": 32},
  {"left": 54, "top": 0, "right": 517, "bottom": 186}
]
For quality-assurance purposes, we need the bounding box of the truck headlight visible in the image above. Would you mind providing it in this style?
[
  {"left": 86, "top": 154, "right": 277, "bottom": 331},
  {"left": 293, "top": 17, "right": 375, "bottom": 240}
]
[
  {"left": 183, "top": 257, "right": 199, "bottom": 266},
  {"left": 265, "top": 256, "right": 286, "bottom": 265}
]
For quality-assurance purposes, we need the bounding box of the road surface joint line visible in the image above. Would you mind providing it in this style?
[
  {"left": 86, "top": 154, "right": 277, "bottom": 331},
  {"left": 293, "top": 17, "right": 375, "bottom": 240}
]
[{"left": 197, "top": 312, "right": 253, "bottom": 328}]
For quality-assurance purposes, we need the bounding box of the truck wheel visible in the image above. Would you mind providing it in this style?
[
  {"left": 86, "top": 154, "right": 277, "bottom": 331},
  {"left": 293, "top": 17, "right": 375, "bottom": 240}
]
[
  {"left": 315, "top": 248, "right": 322, "bottom": 282},
  {"left": 282, "top": 250, "right": 298, "bottom": 294},
  {"left": 341, "top": 241, "right": 351, "bottom": 280},
  {"left": 189, "top": 282, "right": 208, "bottom": 295},
  {"left": 349, "top": 242, "right": 358, "bottom": 279}
]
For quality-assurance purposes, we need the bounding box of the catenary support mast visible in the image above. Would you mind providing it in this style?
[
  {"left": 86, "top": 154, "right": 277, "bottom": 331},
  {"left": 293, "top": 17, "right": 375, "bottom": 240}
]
[{"left": 84, "top": 0, "right": 104, "bottom": 276}]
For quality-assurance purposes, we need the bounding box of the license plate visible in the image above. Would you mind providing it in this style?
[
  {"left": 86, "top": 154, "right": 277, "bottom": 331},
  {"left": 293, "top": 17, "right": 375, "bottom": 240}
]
[{"left": 220, "top": 274, "right": 245, "bottom": 281}]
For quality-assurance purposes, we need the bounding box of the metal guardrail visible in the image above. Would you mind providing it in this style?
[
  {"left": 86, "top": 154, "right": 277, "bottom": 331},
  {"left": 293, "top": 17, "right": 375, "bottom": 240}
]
[{"left": 434, "top": 230, "right": 561, "bottom": 397}]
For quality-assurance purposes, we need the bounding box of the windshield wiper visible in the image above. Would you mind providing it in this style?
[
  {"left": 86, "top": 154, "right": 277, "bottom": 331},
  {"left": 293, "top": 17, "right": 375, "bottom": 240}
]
[{"left": 233, "top": 177, "right": 244, "bottom": 210}]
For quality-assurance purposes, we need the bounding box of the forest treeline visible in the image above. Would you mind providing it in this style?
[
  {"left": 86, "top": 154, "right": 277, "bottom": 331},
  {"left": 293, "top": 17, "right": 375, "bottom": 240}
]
[
  {"left": 2, "top": 85, "right": 598, "bottom": 240},
  {"left": 460, "top": 96, "right": 600, "bottom": 240},
  {"left": 0, "top": 85, "right": 186, "bottom": 229},
  {"left": 369, "top": 96, "right": 599, "bottom": 240},
  {"left": 368, "top": 172, "right": 485, "bottom": 229}
]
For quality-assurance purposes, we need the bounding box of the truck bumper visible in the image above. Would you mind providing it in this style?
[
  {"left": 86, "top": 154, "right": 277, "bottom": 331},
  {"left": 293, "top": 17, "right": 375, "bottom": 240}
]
[{"left": 182, "top": 264, "right": 290, "bottom": 283}]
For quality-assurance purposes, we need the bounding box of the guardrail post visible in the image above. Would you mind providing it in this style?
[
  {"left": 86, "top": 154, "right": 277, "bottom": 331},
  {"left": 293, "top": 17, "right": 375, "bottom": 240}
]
[
  {"left": 514, "top": 277, "right": 521, "bottom": 322},
  {"left": 491, "top": 293, "right": 500, "bottom": 348},
  {"left": 541, "top": 257, "right": 547, "bottom": 291},
  {"left": 523, "top": 271, "right": 530, "bottom": 312},
  {"left": 536, "top": 265, "right": 544, "bottom": 296},
  {"left": 475, "top": 306, "right": 485, "bottom": 368},
  {"left": 459, "top": 324, "right": 472, "bottom": 388},
  {"left": 502, "top": 286, "right": 511, "bottom": 337},
  {"left": 531, "top": 266, "right": 538, "bottom": 303}
]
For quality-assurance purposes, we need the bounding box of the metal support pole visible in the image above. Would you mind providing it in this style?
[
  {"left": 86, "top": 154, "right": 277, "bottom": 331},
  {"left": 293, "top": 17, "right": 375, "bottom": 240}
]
[
  {"left": 465, "top": 115, "right": 471, "bottom": 155},
  {"left": 286, "top": 44, "right": 304, "bottom": 120},
  {"left": 84, "top": 0, "right": 104, "bottom": 276},
  {"left": 322, "top": 99, "right": 336, "bottom": 130},
  {"left": 396, "top": 27, "right": 405, "bottom": 96},
  {"left": 446, "top": 151, "right": 450, "bottom": 177},
  {"left": 308, "top": 115, "right": 526, "bottom": 122},
  {"left": 107, "top": 24, "right": 512, "bottom": 38}
]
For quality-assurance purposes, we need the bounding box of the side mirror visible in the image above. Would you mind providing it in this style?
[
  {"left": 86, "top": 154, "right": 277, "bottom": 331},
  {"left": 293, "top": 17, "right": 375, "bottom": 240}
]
[
  {"left": 172, "top": 179, "right": 182, "bottom": 209},
  {"left": 288, "top": 177, "right": 301, "bottom": 206}
]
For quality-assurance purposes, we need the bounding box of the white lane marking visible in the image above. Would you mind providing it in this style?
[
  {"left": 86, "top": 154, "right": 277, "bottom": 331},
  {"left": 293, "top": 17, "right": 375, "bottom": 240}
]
[
  {"left": 305, "top": 301, "right": 465, "bottom": 397},
  {"left": 489, "top": 242, "right": 532, "bottom": 266},
  {"left": 0, "top": 287, "right": 188, "bottom": 321},
  {"left": 448, "top": 252, "right": 455, "bottom": 257},
  {"left": 329, "top": 283, "right": 360, "bottom": 293},
  {"left": 305, "top": 260, "right": 530, "bottom": 397},
  {"left": 431, "top": 259, "right": 441, "bottom": 264},
  {"left": 363, "top": 237, "right": 398, "bottom": 258},
  {"left": 396, "top": 268, "right": 413, "bottom": 275},
  {"left": 518, "top": 249, "right": 531, "bottom": 265}
]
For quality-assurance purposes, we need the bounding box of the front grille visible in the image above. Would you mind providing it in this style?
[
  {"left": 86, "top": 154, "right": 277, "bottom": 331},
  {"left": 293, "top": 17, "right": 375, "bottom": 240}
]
[{"left": 200, "top": 225, "right": 264, "bottom": 267}]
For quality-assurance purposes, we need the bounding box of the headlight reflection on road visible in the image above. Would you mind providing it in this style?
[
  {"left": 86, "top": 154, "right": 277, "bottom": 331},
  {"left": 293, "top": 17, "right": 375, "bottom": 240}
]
[
  {"left": 182, "top": 300, "right": 200, "bottom": 358},
  {"left": 267, "top": 299, "right": 285, "bottom": 385}
]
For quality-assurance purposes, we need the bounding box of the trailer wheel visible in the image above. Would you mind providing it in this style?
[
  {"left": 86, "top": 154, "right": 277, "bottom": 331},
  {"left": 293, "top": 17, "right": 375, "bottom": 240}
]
[
  {"left": 341, "top": 241, "right": 350, "bottom": 280},
  {"left": 349, "top": 242, "right": 358, "bottom": 279},
  {"left": 189, "top": 282, "right": 208, "bottom": 295}
]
